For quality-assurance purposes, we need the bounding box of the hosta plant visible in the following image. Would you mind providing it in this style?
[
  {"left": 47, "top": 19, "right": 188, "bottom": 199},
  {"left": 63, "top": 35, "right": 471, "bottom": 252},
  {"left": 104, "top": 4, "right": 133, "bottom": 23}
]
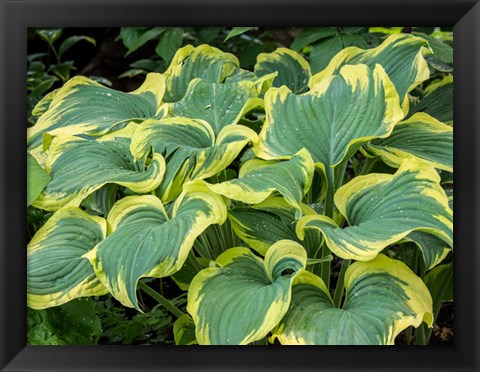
[{"left": 27, "top": 32, "right": 453, "bottom": 345}]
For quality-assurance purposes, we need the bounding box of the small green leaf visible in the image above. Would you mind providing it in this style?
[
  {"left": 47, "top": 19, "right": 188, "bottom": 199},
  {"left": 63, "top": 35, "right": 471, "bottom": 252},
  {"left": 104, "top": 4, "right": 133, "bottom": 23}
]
[
  {"left": 27, "top": 153, "right": 50, "bottom": 206},
  {"left": 118, "top": 27, "right": 165, "bottom": 55},
  {"left": 290, "top": 27, "right": 337, "bottom": 51},
  {"left": 224, "top": 27, "right": 253, "bottom": 42},
  {"left": 58, "top": 35, "right": 96, "bottom": 57},
  {"left": 50, "top": 61, "right": 75, "bottom": 81},
  {"left": 198, "top": 27, "right": 223, "bottom": 43},
  {"left": 155, "top": 28, "right": 184, "bottom": 63},
  {"left": 28, "top": 298, "right": 102, "bottom": 345},
  {"left": 409, "top": 75, "right": 453, "bottom": 125},
  {"left": 36, "top": 28, "right": 62, "bottom": 45}
]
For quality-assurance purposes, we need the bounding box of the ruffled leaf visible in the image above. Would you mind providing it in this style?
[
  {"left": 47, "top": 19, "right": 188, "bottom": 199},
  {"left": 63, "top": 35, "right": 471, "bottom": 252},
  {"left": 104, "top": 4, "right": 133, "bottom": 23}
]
[
  {"left": 163, "top": 44, "right": 239, "bottom": 102},
  {"left": 254, "top": 48, "right": 311, "bottom": 94},
  {"left": 27, "top": 73, "right": 166, "bottom": 157},
  {"left": 130, "top": 118, "right": 257, "bottom": 202},
  {"left": 366, "top": 112, "right": 453, "bottom": 172},
  {"left": 254, "top": 64, "right": 403, "bottom": 188},
  {"left": 34, "top": 136, "right": 165, "bottom": 211},
  {"left": 207, "top": 149, "right": 315, "bottom": 219},
  {"left": 88, "top": 181, "right": 227, "bottom": 309},
  {"left": 27, "top": 207, "right": 107, "bottom": 309},
  {"left": 187, "top": 240, "right": 307, "bottom": 345},
  {"left": 297, "top": 158, "right": 453, "bottom": 261},
  {"left": 171, "top": 78, "right": 261, "bottom": 135},
  {"left": 309, "top": 33, "right": 431, "bottom": 111},
  {"left": 271, "top": 254, "right": 433, "bottom": 345}
]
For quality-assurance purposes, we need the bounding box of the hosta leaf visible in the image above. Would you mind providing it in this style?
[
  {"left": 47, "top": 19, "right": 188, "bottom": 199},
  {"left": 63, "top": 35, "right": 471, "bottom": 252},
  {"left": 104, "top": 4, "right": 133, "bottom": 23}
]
[
  {"left": 34, "top": 136, "right": 165, "bottom": 211},
  {"left": 254, "top": 64, "right": 403, "bottom": 188},
  {"left": 81, "top": 184, "right": 118, "bottom": 216},
  {"left": 254, "top": 48, "right": 311, "bottom": 94},
  {"left": 27, "top": 207, "right": 107, "bottom": 309},
  {"left": 31, "top": 88, "right": 59, "bottom": 117},
  {"left": 409, "top": 75, "right": 453, "bottom": 125},
  {"left": 187, "top": 240, "right": 307, "bottom": 345},
  {"left": 130, "top": 118, "right": 257, "bottom": 202},
  {"left": 171, "top": 78, "right": 261, "bottom": 135},
  {"left": 297, "top": 159, "right": 453, "bottom": 261},
  {"left": 27, "top": 152, "right": 51, "bottom": 206},
  {"left": 88, "top": 181, "right": 227, "bottom": 309},
  {"left": 272, "top": 254, "right": 433, "bottom": 345},
  {"left": 207, "top": 149, "right": 315, "bottom": 219},
  {"left": 163, "top": 44, "right": 239, "bottom": 102},
  {"left": 402, "top": 231, "right": 451, "bottom": 270},
  {"left": 228, "top": 196, "right": 322, "bottom": 256},
  {"left": 366, "top": 112, "right": 453, "bottom": 172},
  {"left": 174, "top": 314, "right": 198, "bottom": 345},
  {"left": 27, "top": 73, "right": 166, "bottom": 156},
  {"left": 309, "top": 33, "right": 431, "bottom": 111}
]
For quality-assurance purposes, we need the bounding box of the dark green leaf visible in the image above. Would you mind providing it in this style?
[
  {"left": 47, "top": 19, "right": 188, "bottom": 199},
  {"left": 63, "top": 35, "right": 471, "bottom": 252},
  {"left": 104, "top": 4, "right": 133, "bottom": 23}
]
[
  {"left": 27, "top": 298, "right": 101, "bottom": 345},
  {"left": 50, "top": 61, "right": 75, "bottom": 81},
  {"left": 58, "top": 35, "right": 96, "bottom": 57},
  {"left": 155, "top": 28, "right": 184, "bottom": 62},
  {"left": 309, "top": 37, "right": 343, "bottom": 73},
  {"left": 290, "top": 27, "right": 337, "bottom": 51},
  {"left": 224, "top": 27, "right": 253, "bottom": 42},
  {"left": 36, "top": 28, "right": 62, "bottom": 45},
  {"left": 198, "top": 27, "right": 223, "bottom": 43},
  {"left": 118, "top": 27, "right": 165, "bottom": 55}
]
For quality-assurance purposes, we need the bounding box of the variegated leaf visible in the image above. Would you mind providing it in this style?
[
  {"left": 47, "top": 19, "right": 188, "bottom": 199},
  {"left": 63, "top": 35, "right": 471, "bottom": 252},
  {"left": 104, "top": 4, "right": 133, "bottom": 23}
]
[
  {"left": 309, "top": 33, "right": 431, "bottom": 111},
  {"left": 366, "top": 112, "right": 453, "bottom": 172},
  {"left": 130, "top": 118, "right": 257, "bottom": 203},
  {"left": 187, "top": 240, "right": 307, "bottom": 345},
  {"left": 34, "top": 135, "right": 165, "bottom": 212},
  {"left": 87, "top": 181, "right": 227, "bottom": 309},
  {"left": 207, "top": 149, "right": 315, "bottom": 219},
  {"left": 27, "top": 207, "right": 107, "bottom": 309},
  {"left": 271, "top": 254, "right": 433, "bottom": 345},
  {"left": 297, "top": 158, "right": 452, "bottom": 261},
  {"left": 163, "top": 44, "right": 239, "bottom": 102}
]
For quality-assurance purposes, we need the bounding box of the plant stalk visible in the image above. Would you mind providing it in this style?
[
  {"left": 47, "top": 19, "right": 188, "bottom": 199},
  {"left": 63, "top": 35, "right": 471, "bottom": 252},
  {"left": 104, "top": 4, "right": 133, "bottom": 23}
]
[
  {"left": 333, "top": 259, "right": 351, "bottom": 307},
  {"left": 138, "top": 281, "right": 184, "bottom": 318}
]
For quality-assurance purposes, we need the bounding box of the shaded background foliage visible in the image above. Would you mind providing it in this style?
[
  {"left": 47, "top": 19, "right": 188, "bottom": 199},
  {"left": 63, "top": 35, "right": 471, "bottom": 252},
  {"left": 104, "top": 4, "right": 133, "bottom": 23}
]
[{"left": 27, "top": 26, "right": 453, "bottom": 345}]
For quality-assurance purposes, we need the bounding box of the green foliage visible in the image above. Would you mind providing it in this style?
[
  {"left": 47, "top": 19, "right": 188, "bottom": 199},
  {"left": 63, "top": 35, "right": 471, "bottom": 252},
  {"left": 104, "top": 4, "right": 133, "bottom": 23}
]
[
  {"left": 27, "top": 27, "right": 453, "bottom": 346},
  {"left": 27, "top": 298, "right": 101, "bottom": 345}
]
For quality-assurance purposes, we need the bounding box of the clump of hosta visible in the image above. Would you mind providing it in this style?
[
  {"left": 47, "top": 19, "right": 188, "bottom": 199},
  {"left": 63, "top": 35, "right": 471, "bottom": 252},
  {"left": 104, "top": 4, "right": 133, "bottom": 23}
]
[{"left": 27, "top": 33, "right": 453, "bottom": 345}]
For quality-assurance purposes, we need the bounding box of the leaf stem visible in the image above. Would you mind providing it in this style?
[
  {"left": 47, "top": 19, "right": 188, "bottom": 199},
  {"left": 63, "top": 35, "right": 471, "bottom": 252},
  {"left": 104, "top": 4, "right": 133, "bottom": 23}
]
[
  {"left": 333, "top": 259, "right": 351, "bottom": 307},
  {"left": 319, "top": 166, "right": 336, "bottom": 287},
  {"left": 187, "top": 250, "right": 203, "bottom": 274},
  {"left": 138, "top": 281, "right": 184, "bottom": 318}
]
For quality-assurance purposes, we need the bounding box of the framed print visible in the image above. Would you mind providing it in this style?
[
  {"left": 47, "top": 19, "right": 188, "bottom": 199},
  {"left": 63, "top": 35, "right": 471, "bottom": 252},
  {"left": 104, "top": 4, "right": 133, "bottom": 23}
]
[{"left": 1, "top": 0, "right": 479, "bottom": 371}]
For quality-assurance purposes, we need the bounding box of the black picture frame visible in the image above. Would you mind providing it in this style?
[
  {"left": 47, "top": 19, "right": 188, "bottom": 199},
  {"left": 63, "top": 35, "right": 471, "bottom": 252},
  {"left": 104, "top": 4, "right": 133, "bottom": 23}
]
[{"left": 1, "top": 0, "right": 479, "bottom": 371}]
